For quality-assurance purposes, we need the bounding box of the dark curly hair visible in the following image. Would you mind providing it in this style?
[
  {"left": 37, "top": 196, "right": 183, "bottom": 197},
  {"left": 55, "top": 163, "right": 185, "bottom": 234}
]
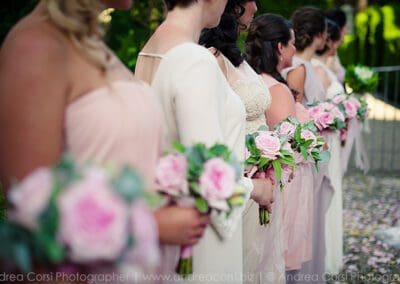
[
  {"left": 316, "top": 19, "right": 341, "bottom": 56},
  {"left": 291, "top": 6, "right": 327, "bottom": 51},
  {"left": 163, "top": 0, "right": 197, "bottom": 11},
  {"left": 199, "top": 0, "right": 248, "bottom": 67},
  {"left": 245, "top": 13, "right": 292, "bottom": 84}
]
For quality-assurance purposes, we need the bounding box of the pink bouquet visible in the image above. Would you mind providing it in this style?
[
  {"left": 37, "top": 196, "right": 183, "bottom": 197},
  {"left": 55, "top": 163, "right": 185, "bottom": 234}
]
[
  {"left": 332, "top": 93, "right": 369, "bottom": 122},
  {"left": 1, "top": 155, "right": 160, "bottom": 274},
  {"left": 331, "top": 93, "right": 369, "bottom": 143},
  {"left": 275, "top": 117, "right": 330, "bottom": 168},
  {"left": 308, "top": 101, "right": 346, "bottom": 132},
  {"left": 155, "top": 143, "right": 246, "bottom": 276},
  {"left": 245, "top": 129, "right": 296, "bottom": 225}
]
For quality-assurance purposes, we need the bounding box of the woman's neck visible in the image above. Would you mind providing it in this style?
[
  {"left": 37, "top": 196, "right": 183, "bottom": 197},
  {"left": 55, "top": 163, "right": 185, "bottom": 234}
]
[
  {"left": 314, "top": 53, "right": 329, "bottom": 64},
  {"left": 164, "top": 6, "right": 205, "bottom": 43},
  {"left": 296, "top": 47, "right": 316, "bottom": 62},
  {"left": 276, "top": 63, "right": 284, "bottom": 74}
]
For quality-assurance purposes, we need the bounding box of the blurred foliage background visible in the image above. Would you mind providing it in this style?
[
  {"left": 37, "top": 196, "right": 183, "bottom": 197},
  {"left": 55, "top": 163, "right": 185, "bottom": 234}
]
[{"left": 1, "top": 0, "right": 400, "bottom": 70}]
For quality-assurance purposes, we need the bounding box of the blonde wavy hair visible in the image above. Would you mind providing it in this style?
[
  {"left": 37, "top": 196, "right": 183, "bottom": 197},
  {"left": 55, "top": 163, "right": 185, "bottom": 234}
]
[{"left": 43, "top": 0, "right": 110, "bottom": 72}]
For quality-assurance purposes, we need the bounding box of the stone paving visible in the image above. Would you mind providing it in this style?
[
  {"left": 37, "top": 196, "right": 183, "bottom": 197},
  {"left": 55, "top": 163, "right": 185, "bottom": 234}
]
[{"left": 327, "top": 174, "right": 400, "bottom": 284}]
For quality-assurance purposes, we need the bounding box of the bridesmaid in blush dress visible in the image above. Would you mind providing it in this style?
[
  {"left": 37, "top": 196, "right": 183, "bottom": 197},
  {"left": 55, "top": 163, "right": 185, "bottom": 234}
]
[
  {"left": 282, "top": 7, "right": 333, "bottom": 283},
  {"left": 311, "top": 20, "right": 345, "bottom": 275},
  {"left": 0, "top": 0, "right": 209, "bottom": 279},
  {"left": 246, "top": 13, "right": 315, "bottom": 279}
]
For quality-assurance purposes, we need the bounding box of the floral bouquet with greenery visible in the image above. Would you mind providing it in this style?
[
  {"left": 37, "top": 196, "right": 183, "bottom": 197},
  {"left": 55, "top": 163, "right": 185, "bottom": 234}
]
[
  {"left": 345, "top": 64, "right": 379, "bottom": 94},
  {"left": 331, "top": 93, "right": 369, "bottom": 143},
  {"left": 331, "top": 93, "right": 369, "bottom": 123},
  {"left": 307, "top": 101, "right": 347, "bottom": 133},
  {"left": 0, "top": 155, "right": 160, "bottom": 275},
  {"left": 275, "top": 117, "right": 330, "bottom": 169},
  {"left": 245, "top": 128, "right": 296, "bottom": 225},
  {"left": 155, "top": 143, "right": 246, "bottom": 277}
]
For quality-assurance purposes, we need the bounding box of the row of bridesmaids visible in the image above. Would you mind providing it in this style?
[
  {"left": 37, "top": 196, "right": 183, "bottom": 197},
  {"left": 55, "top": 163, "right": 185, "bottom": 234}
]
[{"left": 0, "top": 0, "right": 352, "bottom": 283}]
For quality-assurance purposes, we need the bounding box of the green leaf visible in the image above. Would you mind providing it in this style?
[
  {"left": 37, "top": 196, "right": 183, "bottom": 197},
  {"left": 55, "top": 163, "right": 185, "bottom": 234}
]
[
  {"left": 294, "top": 126, "right": 301, "bottom": 141},
  {"left": 195, "top": 198, "right": 208, "bottom": 213},
  {"left": 209, "top": 144, "right": 230, "bottom": 160},
  {"left": 190, "top": 182, "right": 201, "bottom": 195},
  {"left": 39, "top": 199, "right": 59, "bottom": 238},
  {"left": 300, "top": 146, "right": 307, "bottom": 159},
  {"left": 271, "top": 160, "right": 282, "bottom": 181},
  {"left": 279, "top": 157, "right": 297, "bottom": 167},
  {"left": 187, "top": 146, "right": 206, "bottom": 170},
  {"left": 259, "top": 157, "right": 270, "bottom": 170},
  {"left": 143, "top": 191, "right": 164, "bottom": 209},
  {"left": 55, "top": 154, "right": 78, "bottom": 182},
  {"left": 13, "top": 242, "right": 32, "bottom": 273},
  {"left": 319, "top": 150, "right": 331, "bottom": 163},
  {"left": 303, "top": 139, "right": 313, "bottom": 147},
  {"left": 280, "top": 149, "right": 292, "bottom": 157},
  {"left": 228, "top": 196, "right": 245, "bottom": 207},
  {"left": 257, "top": 125, "right": 268, "bottom": 131},
  {"left": 172, "top": 142, "right": 186, "bottom": 153},
  {"left": 113, "top": 166, "right": 143, "bottom": 203},
  {"left": 45, "top": 240, "right": 64, "bottom": 263}
]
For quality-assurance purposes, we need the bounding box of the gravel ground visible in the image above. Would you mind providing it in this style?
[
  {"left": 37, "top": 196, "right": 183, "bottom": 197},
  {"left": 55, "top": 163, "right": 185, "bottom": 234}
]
[{"left": 327, "top": 174, "right": 400, "bottom": 284}]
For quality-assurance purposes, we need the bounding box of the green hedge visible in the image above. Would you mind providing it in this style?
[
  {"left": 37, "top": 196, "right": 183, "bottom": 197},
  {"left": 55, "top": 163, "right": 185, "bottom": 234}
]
[
  {"left": 2, "top": 1, "right": 400, "bottom": 71},
  {"left": 339, "top": 4, "right": 400, "bottom": 67}
]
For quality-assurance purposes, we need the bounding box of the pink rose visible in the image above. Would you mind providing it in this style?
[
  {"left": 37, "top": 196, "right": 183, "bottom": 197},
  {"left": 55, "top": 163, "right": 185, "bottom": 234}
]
[
  {"left": 314, "top": 112, "right": 334, "bottom": 130},
  {"left": 331, "top": 106, "right": 345, "bottom": 121},
  {"left": 199, "top": 158, "right": 235, "bottom": 211},
  {"left": 255, "top": 132, "right": 281, "bottom": 159},
  {"left": 308, "top": 105, "right": 324, "bottom": 118},
  {"left": 279, "top": 122, "right": 296, "bottom": 137},
  {"left": 347, "top": 97, "right": 361, "bottom": 109},
  {"left": 332, "top": 94, "right": 347, "bottom": 105},
  {"left": 343, "top": 100, "right": 357, "bottom": 118},
  {"left": 58, "top": 173, "right": 129, "bottom": 262},
  {"left": 301, "top": 129, "right": 317, "bottom": 148},
  {"left": 8, "top": 168, "right": 53, "bottom": 229},
  {"left": 155, "top": 154, "right": 187, "bottom": 196},
  {"left": 125, "top": 201, "right": 160, "bottom": 267}
]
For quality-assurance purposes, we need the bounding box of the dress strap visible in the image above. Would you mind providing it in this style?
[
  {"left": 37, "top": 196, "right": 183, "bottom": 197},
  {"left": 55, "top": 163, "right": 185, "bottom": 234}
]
[{"left": 138, "top": 52, "right": 164, "bottom": 59}]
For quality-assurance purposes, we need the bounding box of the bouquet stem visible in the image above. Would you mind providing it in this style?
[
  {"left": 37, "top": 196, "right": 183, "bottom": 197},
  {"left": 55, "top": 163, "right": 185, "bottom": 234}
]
[
  {"left": 259, "top": 207, "right": 270, "bottom": 226},
  {"left": 176, "top": 245, "right": 193, "bottom": 277}
]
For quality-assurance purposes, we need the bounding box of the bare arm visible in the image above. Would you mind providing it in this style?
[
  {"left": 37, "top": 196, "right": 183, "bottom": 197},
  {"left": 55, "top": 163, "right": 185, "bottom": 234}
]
[
  {"left": 266, "top": 84, "right": 296, "bottom": 129},
  {"left": 0, "top": 29, "right": 68, "bottom": 189},
  {"left": 286, "top": 65, "right": 305, "bottom": 103}
]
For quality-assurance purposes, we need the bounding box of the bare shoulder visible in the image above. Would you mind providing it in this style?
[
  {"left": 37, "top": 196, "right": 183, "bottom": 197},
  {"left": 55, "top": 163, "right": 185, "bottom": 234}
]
[
  {"left": 0, "top": 20, "right": 70, "bottom": 101},
  {"left": 0, "top": 20, "right": 68, "bottom": 72},
  {"left": 269, "top": 84, "right": 295, "bottom": 103},
  {"left": 287, "top": 65, "right": 306, "bottom": 80}
]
